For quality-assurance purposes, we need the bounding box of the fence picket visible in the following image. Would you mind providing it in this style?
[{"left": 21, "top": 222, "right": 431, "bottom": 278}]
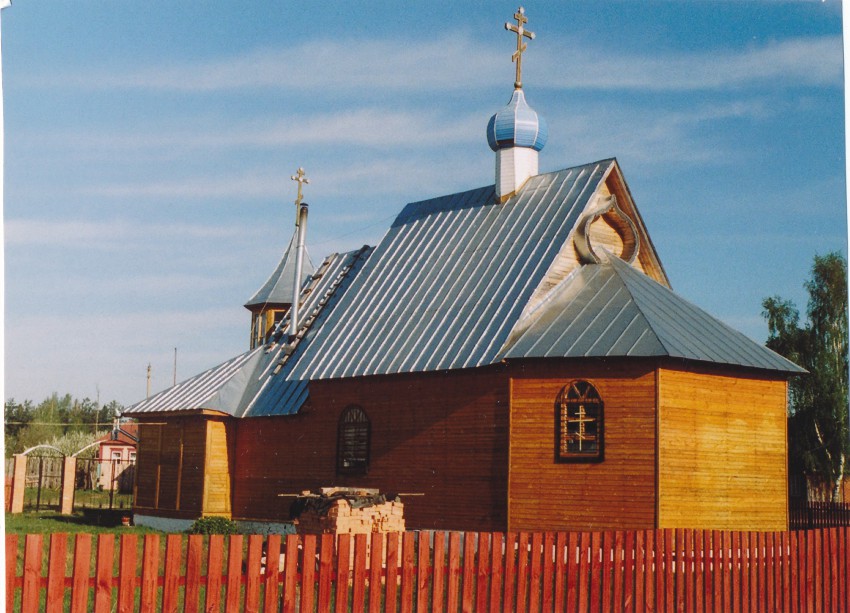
[
  {"left": 543, "top": 532, "right": 555, "bottom": 612},
  {"left": 516, "top": 531, "right": 530, "bottom": 612},
  {"left": 45, "top": 533, "right": 66, "bottom": 613},
  {"left": 461, "top": 531, "right": 477, "bottom": 612},
  {"left": 224, "top": 535, "right": 243, "bottom": 613},
  {"left": 601, "top": 531, "right": 613, "bottom": 613},
  {"left": 476, "top": 531, "right": 491, "bottom": 613},
  {"left": 400, "top": 531, "right": 416, "bottom": 613},
  {"left": 577, "top": 532, "right": 591, "bottom": 613},
  {"left": 205, "top": 534, "right": 224, "bottom": 613},
  {"left": 370, "top": 533, "right": 384, "bottom": 613},
  {"left": 554, "top": 532, "right": 568, "bottom": 613},
  {"left": 139, "top": 534, "right": 159, "bottom": 612},
  {"left": 263, "top": 533, "right": 281, "bottom": 613},
  {"left": 93, "top": 534, "right": 114, "bottom": 613},
  {"left": 161, "top": 534, "right": 181, "bottom": 613},
  {"left": 590, "top": 532, "right": 602, "bottom": 613},
  {"left": 70, "top": 534, "right": 91, "bottom": 613},
  {"left": 22, "top": 533, "right": 42, "bottom": 613},
  {"left": 334, "top": 533, "right": 351, "bottom": 613},
  {"left": 418, "top": 531, "right": 432, "bottom": 613},
  {"left": 302, "top": 534, "right": 318, "bottom": 613},
  {"left": 566, "top": 532, "right": 579, "bottom": 613},
  {"left": 489, "top": 532, "right": 504, "bottom": 613},
  {"left": 352, "top": 533, "right": 368, "bottom": 613},
  {"left": 385, "top": 532, "right": 400, "bottom": 613},
  {"left": 432, "top": 532, "right": 446, "bottom": 613},
  {"left": 244, "top": 534, "right": 263, "bottom": 613},
  {"left": 529, "top": 532, "right": 543, "bottom": 613},
  {"left": 184, "top": 534, "right": 202, "bottom": 613},
  {"left": 446, "top": 532, "right": 462, "bottom": 613},
  {"left": 318, "top": 534, "right": 335, "bottom": 612}
]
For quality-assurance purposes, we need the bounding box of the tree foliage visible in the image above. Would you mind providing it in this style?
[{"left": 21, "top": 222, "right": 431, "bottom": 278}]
[
  {"left": 763, "top": 252, "right": 849, "bottom": 501},
  {"left": 4, "top": 393, "right": 124, "bottom": 457}
]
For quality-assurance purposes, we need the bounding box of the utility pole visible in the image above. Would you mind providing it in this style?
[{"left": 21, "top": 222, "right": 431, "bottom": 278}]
[
  {"left": 173, "top": 347, "right": 177, "bottom": 387},
  {"left": 146, "top": 363, "right": 151, "bottom": 399}
]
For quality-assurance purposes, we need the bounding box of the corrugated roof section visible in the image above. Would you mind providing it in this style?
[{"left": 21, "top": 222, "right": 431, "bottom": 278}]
[
  {"left": 501, "top": 256, "right": 804, "bottom": 373},
  {"left": 289, "top": 160, "right": 613, "bottom": 381},
  {"left": 124, "top": 248, "right": 371, "bottom": 416}
]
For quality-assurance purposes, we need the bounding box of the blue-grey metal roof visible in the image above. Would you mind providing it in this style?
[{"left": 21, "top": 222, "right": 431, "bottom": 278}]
[
  {"left": 288, "top": 160, "right": 612, "bottom": 381},
  {"left": 501, "top": 256, "right": 804, "bottom": 373},
  {"left": 124, "top": 248, "right": 370, "bottom": 416},
  {"left": 245, "top": 231, "right": 315, "bottom": 308}
]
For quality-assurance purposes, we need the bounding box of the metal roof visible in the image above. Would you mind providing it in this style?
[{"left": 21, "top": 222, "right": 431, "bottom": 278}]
[
  {"left": 124, "top": 248, "right": 369, "bottom": 416},
  {"left": 501, "top": 256, "right": 804, "bottom": 373},
  {"left": 289, "top": 160, "right": 612, "bottom": 381},
  {"left": 244, "top": 231, "right": 315, "bottom": 308}
]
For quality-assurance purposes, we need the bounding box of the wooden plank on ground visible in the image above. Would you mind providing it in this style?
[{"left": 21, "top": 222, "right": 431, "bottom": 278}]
[
  {"left": 385, "top": 532, "right": 400, "bottom": 613},
  {"left": 117, "top": 534, "right": 137, "bottom": 613},
  {"left": 263, "top": 534, "right": 281, "bottom": 613},
  {"left": 302, "top": 535, "right": 318, "bottom": 613},
  {"left": 70, "top": 534, "right": 92, "bottom": 613},
  {"left": 352, "top": 533, "right": 368, "bottom": 613},
  {"left": 370, "top": 533, "right": 384, "bottom": 613},
  {"left": 244, "top": 534, "right": 263, "bottom": 613},
  {"left": 184, "top": 534, "right": 202, "bottom": 613},
  {"left": 139, "top": 534, "right": 159, "bottom": 613},
  {"left": 22, "top": 533, "right": 43, "bottom": 613},
  {"left": 335, "top": 533, "right": 351, "bottom": 613},
  {"left": 446, "top": 532, "right": 461, "bottom": 613},
  {"left": 46, "top": 532, "right": 67, "bottom": 613},
  {"left": 224, "top": 535, "right": 243, "bottom": 613}
]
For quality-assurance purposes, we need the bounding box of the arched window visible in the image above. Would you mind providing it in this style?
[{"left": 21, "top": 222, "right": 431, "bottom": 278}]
[
  {"left": 556, "top": 381, "right": 603, "bottom": 462},
  {"left": 337, "top": 406, "right": 370, "bottom": 475}
]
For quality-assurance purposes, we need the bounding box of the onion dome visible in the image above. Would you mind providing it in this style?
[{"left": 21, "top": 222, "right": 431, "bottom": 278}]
[{"left": 486, "top": 88, "right": 548, "bottom": 152}]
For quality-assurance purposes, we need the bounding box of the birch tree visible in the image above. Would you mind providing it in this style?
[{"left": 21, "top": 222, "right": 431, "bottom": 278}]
[{"left": 763, "top": 252, "right": 849, "bottom": 501}]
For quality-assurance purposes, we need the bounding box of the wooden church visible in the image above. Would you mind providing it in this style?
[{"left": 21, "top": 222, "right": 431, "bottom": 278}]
[{"left": 124, "top": 8, "right": 802, "bottom": 533}]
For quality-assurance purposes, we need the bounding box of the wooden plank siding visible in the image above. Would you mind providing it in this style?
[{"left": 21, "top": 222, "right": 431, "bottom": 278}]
[
  {"left": 657, "top": 364, "right": 788, "bottom": 531},
  {"left": 507, "top": 359, "right": 658, "bottom": 532},
  {"left": 231, "top": 367, "right": 510, "bottom": 531}
]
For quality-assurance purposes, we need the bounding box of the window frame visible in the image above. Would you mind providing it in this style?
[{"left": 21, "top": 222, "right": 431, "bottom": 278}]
[
  {"left": 336, "top": 405, "right": 371, "bottom": 476},
  {"left": 555, "top": 380, "right": 604, "bottom": 463}
]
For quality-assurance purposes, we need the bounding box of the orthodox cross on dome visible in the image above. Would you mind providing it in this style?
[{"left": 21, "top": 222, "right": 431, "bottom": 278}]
[
  {"left": 291, "top": 167, "right": 309, "bottom": 207},
  {"left": 504, "top": 6, "right": 535, "bottom": 89}
]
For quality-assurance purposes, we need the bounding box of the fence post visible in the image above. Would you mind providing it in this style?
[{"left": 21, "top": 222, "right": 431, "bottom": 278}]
[
  {"left": 9, "top": 454, "right": 27, "bottom": 513},
  {"left": 60, "top": 456, "right": 77, "bottom": 515}
]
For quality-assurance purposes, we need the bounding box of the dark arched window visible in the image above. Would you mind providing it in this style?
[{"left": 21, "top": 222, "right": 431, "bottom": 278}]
[
  {"left": 337, "top": 405, "right": 370, "bottom": 475},
  {"left": 556, "top": 381, "right": 603, "bottom": 462}
]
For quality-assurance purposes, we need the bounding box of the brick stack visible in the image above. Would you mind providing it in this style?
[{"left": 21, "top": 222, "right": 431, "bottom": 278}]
[{"left": 293, "top": 487, "right": 405, "bottom": 535}]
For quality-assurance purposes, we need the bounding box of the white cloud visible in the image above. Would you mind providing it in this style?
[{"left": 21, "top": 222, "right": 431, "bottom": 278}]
[{"left": 23, "top": 35, "right": 841, "bottom": 95}]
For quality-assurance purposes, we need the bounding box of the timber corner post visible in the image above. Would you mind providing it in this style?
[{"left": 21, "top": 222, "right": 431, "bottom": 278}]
[
  {"left": 9, "top": 453, "right": 27, "bottom": 513},
  {"left": 60, "top": 456, "right": 77, "bottom": 515}
]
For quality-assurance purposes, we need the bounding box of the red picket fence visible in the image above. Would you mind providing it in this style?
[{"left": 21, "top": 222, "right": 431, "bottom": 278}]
[{"left": 6, "top": 528, "right": 850, "bottom": 612}]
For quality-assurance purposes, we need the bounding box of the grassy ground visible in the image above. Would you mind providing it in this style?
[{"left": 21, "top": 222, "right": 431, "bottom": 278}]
[{"left": 5, "top": 510, "right": 164, "bottom": 534}]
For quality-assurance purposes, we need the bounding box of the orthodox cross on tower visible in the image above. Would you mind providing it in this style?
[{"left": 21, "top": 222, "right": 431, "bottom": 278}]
[
  {"left": 291, "top": 167, "right": 309, "bottom": 207},
  {"left": 504, "top": 6, "right": 535, "bottom": 89}
]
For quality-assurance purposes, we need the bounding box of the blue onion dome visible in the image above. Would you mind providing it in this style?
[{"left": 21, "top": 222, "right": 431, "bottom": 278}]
[{"left": 486, "top": 88, "right": 548, "bottom": 152}]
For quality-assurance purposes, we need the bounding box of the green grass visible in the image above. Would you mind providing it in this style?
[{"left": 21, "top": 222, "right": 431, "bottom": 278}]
[{"left": 5, "top": 510, "right": 165, "bottom": 535}]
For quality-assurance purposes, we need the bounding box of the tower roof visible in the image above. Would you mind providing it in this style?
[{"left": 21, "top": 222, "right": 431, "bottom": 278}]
[
  {"left": 487, "top": 88, "right": 548, "bottom": 152},
  {"left": 244, "top": 231, "right": 315, "bottom": 309}
]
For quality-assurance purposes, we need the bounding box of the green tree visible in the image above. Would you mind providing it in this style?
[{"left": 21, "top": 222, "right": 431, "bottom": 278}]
[{"left": 763, "top": 252, "right": 849, "bottom": 501}]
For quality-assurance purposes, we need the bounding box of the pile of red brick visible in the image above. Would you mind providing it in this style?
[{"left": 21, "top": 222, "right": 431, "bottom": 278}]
[{"left": 292, "top": 487, "right": 405, "bottom": 535}]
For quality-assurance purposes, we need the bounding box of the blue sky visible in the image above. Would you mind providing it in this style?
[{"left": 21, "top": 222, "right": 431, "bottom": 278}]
[{"left": 3, "top": 1, "right": 846, "bottom": 406}]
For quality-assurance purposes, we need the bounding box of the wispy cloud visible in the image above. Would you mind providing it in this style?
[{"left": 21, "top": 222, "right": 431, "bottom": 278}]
[
  {"left": 23, "top": 35, "right": 841, "bottom": 95},
  {"left": 536, "top": 36, "right": 842, "bottom": 91}
]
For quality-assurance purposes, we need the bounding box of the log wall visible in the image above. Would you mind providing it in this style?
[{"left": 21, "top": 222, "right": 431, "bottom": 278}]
[
  {"left": 231, "top": 368, "right": 510, "bottom": 531},
  {"left": 507, "top": 359, "right": 658, "bottom": 532},
  {"left": 657, "top": 365, "right": 788, "bottom": 531}
]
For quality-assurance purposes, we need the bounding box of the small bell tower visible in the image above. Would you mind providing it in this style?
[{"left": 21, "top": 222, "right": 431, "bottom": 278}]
[{"left": 244, "top": 168, "right": 315, "bottom": 348}]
